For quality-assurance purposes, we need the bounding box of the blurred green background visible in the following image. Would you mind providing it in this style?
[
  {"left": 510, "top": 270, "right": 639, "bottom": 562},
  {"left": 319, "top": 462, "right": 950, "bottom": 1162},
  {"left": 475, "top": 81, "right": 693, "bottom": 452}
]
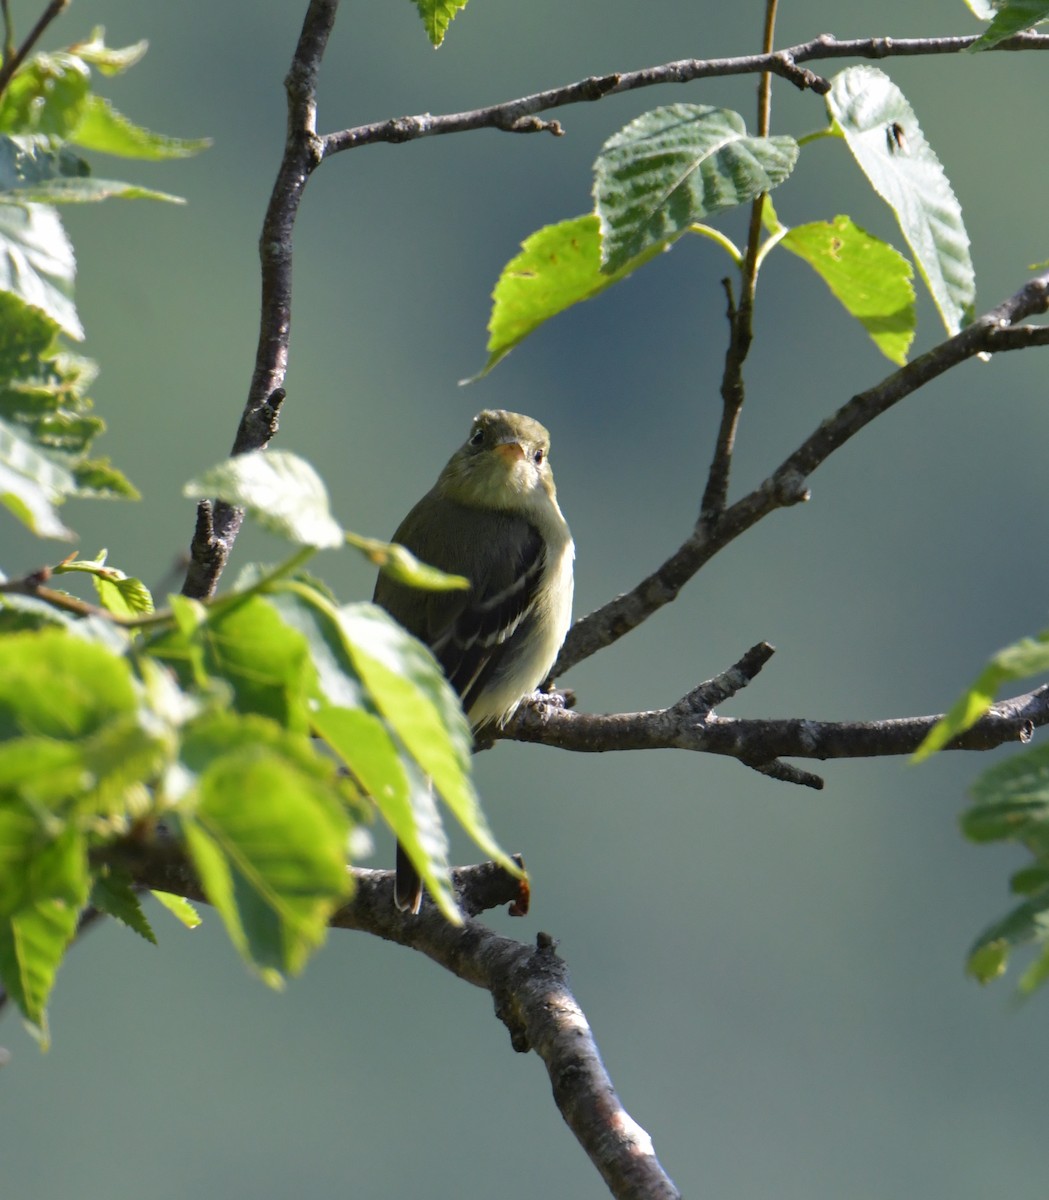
[{"left": 4, "top": 1, "right": 1049, "bottom": 1196}]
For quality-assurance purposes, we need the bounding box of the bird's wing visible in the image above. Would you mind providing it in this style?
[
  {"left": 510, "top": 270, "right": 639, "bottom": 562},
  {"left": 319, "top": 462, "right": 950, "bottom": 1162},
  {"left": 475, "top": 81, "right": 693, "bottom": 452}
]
[
  {"left": 373, "top": 495, "right": 545, "bottom": 714},
  {"left": 434, "top": 518, "right": 545, "bottom": 713}
]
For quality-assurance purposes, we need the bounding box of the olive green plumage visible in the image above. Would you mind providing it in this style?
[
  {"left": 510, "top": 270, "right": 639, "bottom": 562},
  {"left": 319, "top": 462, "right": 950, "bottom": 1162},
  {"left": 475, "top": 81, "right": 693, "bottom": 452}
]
[{"left": 374, "top": 409, "right": 574, "bottom": 912}]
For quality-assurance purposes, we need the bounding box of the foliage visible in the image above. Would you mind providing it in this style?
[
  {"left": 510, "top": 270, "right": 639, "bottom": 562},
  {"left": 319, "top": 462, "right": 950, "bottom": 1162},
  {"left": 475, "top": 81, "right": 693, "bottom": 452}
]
[
  {"left": 0, "top": 26, "right": 208, "bottom": 541},
  {"left": 3, "top": 0, "right": 1049, "bottom": 1048}
]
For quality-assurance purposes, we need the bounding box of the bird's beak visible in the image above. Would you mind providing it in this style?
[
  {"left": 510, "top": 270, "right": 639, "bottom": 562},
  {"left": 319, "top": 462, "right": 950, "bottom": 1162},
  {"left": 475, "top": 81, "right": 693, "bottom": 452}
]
[{"left": 493, "top": 439, "right": 525, "bottom": 464}]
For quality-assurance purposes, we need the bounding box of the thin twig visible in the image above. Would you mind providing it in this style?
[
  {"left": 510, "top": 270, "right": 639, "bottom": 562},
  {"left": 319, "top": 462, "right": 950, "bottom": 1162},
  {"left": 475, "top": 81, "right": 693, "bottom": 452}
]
[
  {"left": 0, "top": 0, "right": 68, "bottom": 100},
  {"left": 699, "top": 2, "right": 780, "bottom": 524},
  {"left": 554, "top": 270, "right": 1049, "bottom": 676},
  {"left": 323, "top": 32, "right": 1049, "bottom": 153},
  {"left": 180, "top": 0, "right": 335, "bottom": 600}
]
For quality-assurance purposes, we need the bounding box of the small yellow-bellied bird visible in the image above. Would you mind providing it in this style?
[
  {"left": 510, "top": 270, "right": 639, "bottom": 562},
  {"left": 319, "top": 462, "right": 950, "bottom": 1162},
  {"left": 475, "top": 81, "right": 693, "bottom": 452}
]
[{"left": 373, "top": 409, "right": 575, "bottom": 913}]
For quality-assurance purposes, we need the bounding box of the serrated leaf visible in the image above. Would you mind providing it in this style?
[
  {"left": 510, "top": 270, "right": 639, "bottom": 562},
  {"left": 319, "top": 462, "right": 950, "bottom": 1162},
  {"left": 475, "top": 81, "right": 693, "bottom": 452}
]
[
  {"left": 968, "top": 0, "right": 1049, "bottom": 50},
  {"left": 0, "top": 629, "right": 135, "bottom": 741},
  {"left": 0, "top": 458, "right": 73, "bottom": 538},
  {"left": 0, "top": 822, "right": 88, "bottom": 1042},
  {"left": 183, "top": 450, "right": 344, "bottom": 549},
  {"left": 70, "top": 29, "right": 149, "bottom": 76},
  {"left": 183, "top": 746, "right": 351, "bottom": 981},
  {"left": 345, "top": 530, "right": 468, "bottom": 591},
  {"left": 92, "top": 572, "right": 153, "bottom": 617},
  {"left": 826, "top": 67, "right": 975, "bottom": 336},
  {"left": 337, "top": 604, "right": 517, "bottom": 883},
  {"left": 8, "top": 177, "right": 185, "bottom": 204},
  {"left": 593, "top": 104, "right": 798, "bottom": 273},
  {"left": 90, "top": 869, "right": 156, "bottom": 943},
  {"left": 312, "top": 704, "right": 458, "bottom": 919},
  {"left": 71, "top": 94, "right": 210, "bottom": 160},
  {"left": 780, "top": 215, "right": 916, "bottom": 364},
  {"left": 71, "top": 458, "right": 139, "bottom": 499},
  {"left": 0, "top": 202, "right": 81, "bottom": 338},
  {"left": 471, "top": 214, "right": 668, "bottom": 380},
  {"left": 966, "top": 888, "right": 1049, "bottom": 988},
  {"left": 150, "top": 890, "right": 202, "bottom": 928},
  {"left": 264, "top": 584, "right": 366, "bottom": 710},
  {"left": 410, "top": 0, "right": 469, "bottom": 47},
  {"left": 149, "top": 594, "right": 316, "bottom": 731},
  {"left": 0, "top": 55, "right": 89, "bottom": 139}
]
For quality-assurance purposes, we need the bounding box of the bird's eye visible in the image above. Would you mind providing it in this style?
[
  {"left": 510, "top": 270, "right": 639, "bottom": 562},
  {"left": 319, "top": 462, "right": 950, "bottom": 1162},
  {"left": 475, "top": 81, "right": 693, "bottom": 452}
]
[
  {"left": 532, "top": 448, "right": 545, "bottom": 465},
  {"left": 469, "top": 427, "right": 485, "bottom": 447}
]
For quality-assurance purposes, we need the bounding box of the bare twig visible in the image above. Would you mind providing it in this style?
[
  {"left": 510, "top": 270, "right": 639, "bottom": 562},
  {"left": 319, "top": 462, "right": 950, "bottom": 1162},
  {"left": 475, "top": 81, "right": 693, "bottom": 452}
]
[
  {"left": 0, "top": 0, "right": 68, "bottom": 100},
  {"left": 113, "top": 842, "right": 682, "bottom": 1200},
  {"left": 180, "top": 0, "right": 334, "bottom": 599},
  {"left": 323, "top": 32, "right": 1049, "bottom": 153},
  {"left": 554, "top": 271, "right": 1049, "bottom": 676}
]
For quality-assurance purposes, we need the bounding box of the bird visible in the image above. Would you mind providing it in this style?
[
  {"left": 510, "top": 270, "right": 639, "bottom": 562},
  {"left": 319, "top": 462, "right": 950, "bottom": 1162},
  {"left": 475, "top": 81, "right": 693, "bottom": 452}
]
[{"left": 373, "top": 409, "right": 574, "bottom": 913}]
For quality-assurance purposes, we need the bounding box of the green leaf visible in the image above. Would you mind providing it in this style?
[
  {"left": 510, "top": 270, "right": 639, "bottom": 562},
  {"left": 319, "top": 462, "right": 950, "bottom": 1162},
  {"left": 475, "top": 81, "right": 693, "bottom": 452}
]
[
  {"left": 0, "top": 453, "right": 74, "bottom": 538},
  {"left": 410, "top": 0, "right": 469, "bottom": 47},
  {"left": 0, "top": 737, "right": 86, "bottom": 806},
  {"left": 7, "top": 177, "right": 185, "bottom": 205},
  {"left": 56, "top": 551, "right": 155, "bottom": 616},
  {"left": 0, "top": 55, "right": 90, "bottom": 140},
  {"left": 471, "top": 214, "right": 668, "bottom": 380},
  {"left": 90, "top": 868, "right": 156, "bottom": 944},
  {"left": 0, "top": 202, "right": 81, "bottom": 339},
  {"left": 968, "top": 0, "right": 1049, "bottom": 50},
  {"left": 312, "top": 705, "right": 457, "bottom": 919},
  {"left": 826, "top": 67, "right": 975, "bottom": 336},
  {"left": 966, "top": 887, "right": 1049, "bottom": 987},
  {"left": 780, "top": 215, "right": 916, "bottom": 364},
  {"left": 71, "top": 94, "right": 210, "bottom": 160},
  {"left": 338, "top": 604, "right": 518, "bottom": 882},
  {"left": 183, "top": 450, "right": 344, "bottom": 549},
  {"left": 71, "top": 457, "right": 139, "bottom": 500},
  {"left": 0, "top": 628, "right": 136, "bottom": 741},
  {"left": 183, "top": 745, "right": 351, "bottom": 981},
  {"left": 263, "top": 583, "right": 366, "bottom": 711},
  {"left": 345, "top": 530, "right": 468, "bottom": 592},
  {"left": 914, "top": 630, "right": 1049, "bottom": 760},
  {"left": 593, "top": 104, "right": 798, "bottom": 273},
  {"left": 70, "top": 29, "right": 149, "bottom": 76},
  {"left": 150, "top": 890, "right": 202, "bottom": 928},
  {"left": 0, "top": 821, "right": 88, "bottom": 1042},
  {"left": 149, "top": 594, "right": 316, "bottom": 731},
  {"left": 964, "top": 742, "right": 1049, "bottom": 848}
]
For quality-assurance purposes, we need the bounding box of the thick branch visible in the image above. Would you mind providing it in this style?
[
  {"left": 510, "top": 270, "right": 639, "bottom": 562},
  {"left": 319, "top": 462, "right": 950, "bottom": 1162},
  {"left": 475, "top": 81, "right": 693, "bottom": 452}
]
[
  {"left": 554, "top": 271, "right": 1049, "bottom": 676},
  {"left": 324, "top": 32, "right": 1049, "bottom": 152},
  {"left": 119, "top": 843, "right": 681, "bottom": 1200},
  {"left": 180, "top": 1, "right": 335, "bottom": 600}
]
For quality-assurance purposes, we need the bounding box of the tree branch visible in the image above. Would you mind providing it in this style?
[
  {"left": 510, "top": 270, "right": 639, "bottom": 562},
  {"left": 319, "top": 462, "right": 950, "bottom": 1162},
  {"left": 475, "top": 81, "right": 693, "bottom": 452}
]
[
  {"left": 180, "top": 0, "right": 335, "bottom": 600},
  {"left": 323, "top": 31, "right": 1049, "bottom": 152},
  {"left": 115, "top": 842, "right": 682, "bottom": 1200},
  {"left": 554, "top": 270, "right": 1049, "bottom": 676},
  {"left": 505, "top": 653, "right": 1049, "bottom": 782}
]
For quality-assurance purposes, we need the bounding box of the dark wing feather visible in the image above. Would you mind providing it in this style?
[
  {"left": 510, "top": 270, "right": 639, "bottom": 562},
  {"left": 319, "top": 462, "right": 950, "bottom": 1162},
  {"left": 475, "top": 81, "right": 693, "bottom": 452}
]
[{"left": 373, "top": 492, "right": 544, "bottom": 716}]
